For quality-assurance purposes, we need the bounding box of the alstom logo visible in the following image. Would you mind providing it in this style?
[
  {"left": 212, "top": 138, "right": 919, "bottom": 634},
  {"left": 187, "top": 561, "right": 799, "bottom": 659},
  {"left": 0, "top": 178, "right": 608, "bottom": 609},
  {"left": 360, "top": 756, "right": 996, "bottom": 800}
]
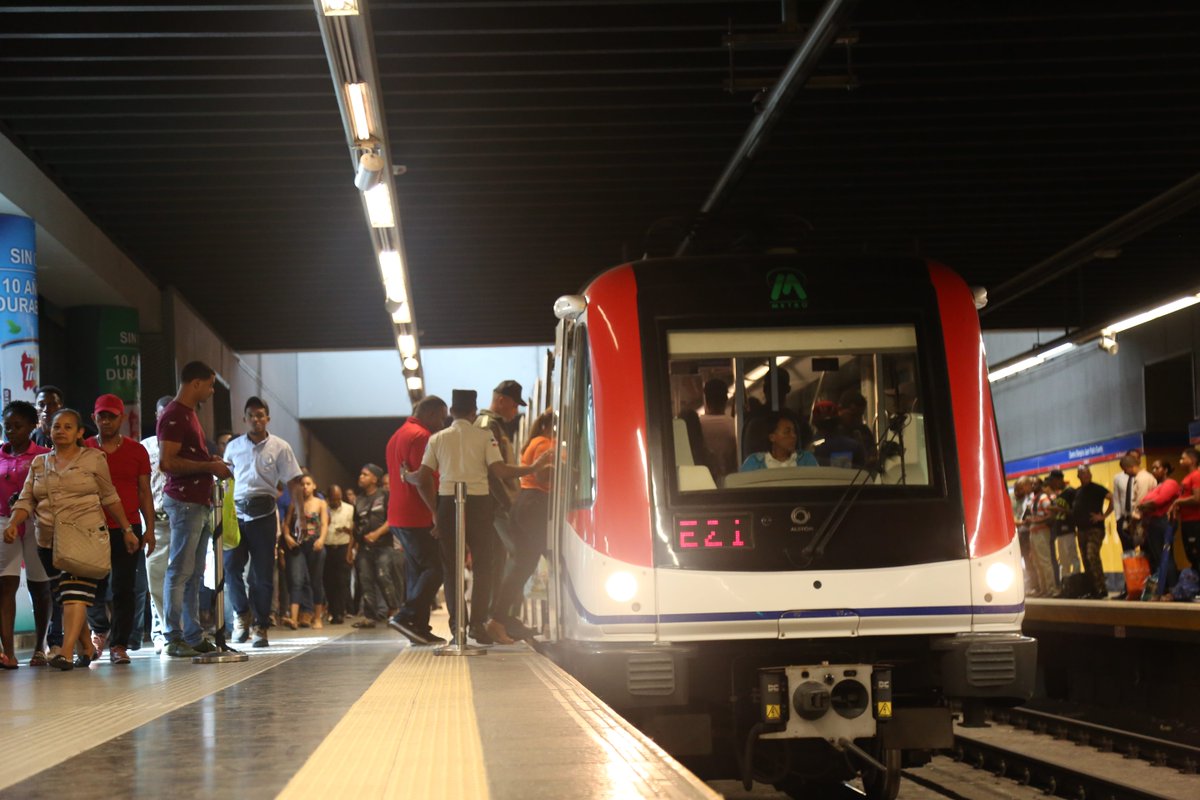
[{"left": 767, "top": 269, "right": 808, "bottom": 310}]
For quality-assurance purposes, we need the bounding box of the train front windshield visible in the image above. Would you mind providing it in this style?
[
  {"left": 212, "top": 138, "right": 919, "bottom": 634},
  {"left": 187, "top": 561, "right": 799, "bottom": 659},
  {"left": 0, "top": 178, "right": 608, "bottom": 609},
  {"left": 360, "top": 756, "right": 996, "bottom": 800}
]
[{"left": 667, "top": 324, "right": 930, "bottom": 492}]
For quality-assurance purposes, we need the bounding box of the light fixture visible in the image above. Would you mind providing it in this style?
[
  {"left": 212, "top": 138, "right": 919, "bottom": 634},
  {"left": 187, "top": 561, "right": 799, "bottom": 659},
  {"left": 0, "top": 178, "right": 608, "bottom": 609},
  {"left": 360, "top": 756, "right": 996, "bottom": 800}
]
[
  {"left": 397, "top": 333, "right": 417, "bottom": 358},
  {"left": 988, "top": 342, "right": 1075, "bottom": 382},
  {"left": 320, "top": 0, "right": 359, "bottom": 15},
  {"left": 1101, "top": 293, "right": 1200, "bottom": 336},
  {"left": 403, "top": 356, "right": 419, "bottom": 371},
  {"left": 377, "top": 250, "right": 406, "bottom": 302},
  {"left": 354, "top": 151, "right": 384, "bottom": 191},
  {"left": 345, "top": 82, "right": 372, "bottom": 141},
  {"left": 364, "top": 183, "right": 394, "bottom": 228},
  {"left": 406, "top": 375, "right": 423, "bottom": 392},
  {"left": 390, "top": 303, "right": 412, "bottom": 324},
  {"left": 743, "top": 356, "right": 792, "bottom": 386},
  {"left": 1099, "top": 334, "right": 1119, "bottom": 355}
]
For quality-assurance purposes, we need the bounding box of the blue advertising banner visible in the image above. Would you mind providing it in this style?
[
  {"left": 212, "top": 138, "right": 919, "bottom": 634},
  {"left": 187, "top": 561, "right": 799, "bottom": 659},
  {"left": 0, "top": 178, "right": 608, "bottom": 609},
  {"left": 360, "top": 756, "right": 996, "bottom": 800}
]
[
  {"left": 1004, "top": 432, "right": 1144, "bottom": 478},
  {"left": 0, "top": 214, "right": 39, "bottom": 405}
]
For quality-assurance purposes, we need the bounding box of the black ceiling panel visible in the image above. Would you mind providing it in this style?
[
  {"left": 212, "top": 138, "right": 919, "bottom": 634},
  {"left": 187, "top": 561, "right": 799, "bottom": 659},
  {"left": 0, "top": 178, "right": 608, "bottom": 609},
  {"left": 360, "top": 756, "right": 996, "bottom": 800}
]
[{"left": 1, "top": 0, "right": 1199, "bottom": 352}]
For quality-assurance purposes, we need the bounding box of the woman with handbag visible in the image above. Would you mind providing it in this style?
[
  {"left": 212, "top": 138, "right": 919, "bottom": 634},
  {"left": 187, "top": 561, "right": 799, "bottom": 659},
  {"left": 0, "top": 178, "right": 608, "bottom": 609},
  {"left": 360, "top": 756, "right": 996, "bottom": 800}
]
[{"left": 3, "top": 409, "right": 137, "bottom": 670}]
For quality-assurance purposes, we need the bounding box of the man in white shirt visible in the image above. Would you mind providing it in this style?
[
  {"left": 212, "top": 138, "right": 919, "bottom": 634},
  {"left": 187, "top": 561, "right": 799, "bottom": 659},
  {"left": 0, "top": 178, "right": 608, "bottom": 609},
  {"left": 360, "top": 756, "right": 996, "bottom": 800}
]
[
  {"left": 141, "top": 394, "right": 176, "bottom": 654},
  {"left": 222, "top": 396, "right": 303, "bottom": 647},
  {"left": 413, "top": 390, "right": 548, "bottom": 644},
  {"left": 1112, "top": 452, "right": 1157, "bottom": 552}
]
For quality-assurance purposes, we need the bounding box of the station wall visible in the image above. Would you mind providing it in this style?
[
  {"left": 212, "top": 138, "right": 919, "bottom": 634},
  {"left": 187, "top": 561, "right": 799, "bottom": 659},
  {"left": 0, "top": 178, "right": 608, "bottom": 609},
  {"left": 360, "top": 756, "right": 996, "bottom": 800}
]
[{"left": 988, "top": 308, "right": 1200, "bottom": 462}]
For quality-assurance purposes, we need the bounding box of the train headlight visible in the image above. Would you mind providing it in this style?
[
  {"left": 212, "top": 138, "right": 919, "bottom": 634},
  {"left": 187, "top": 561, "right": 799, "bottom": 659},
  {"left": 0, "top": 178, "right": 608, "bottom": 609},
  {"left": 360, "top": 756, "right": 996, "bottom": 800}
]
[
  {"left": 605, "top": 571, "right": 638, "bottom": 603},
  {"left": 985, "top": 562, "right": 1015, "bottom": 593}
]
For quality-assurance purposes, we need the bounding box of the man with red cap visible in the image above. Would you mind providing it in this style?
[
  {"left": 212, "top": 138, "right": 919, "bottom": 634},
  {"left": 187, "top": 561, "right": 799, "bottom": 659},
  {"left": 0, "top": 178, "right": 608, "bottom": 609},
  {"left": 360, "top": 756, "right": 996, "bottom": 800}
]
[{"left": 85, "top": 394, "right": 155, "bottom": 664}]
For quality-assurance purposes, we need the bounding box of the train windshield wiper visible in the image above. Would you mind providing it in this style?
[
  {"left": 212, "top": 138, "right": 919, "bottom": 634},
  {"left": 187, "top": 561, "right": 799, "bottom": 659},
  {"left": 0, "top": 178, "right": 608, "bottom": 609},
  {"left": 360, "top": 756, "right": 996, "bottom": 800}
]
[{"left": 794, "top": 417, "right": 907, "bottom": 568}]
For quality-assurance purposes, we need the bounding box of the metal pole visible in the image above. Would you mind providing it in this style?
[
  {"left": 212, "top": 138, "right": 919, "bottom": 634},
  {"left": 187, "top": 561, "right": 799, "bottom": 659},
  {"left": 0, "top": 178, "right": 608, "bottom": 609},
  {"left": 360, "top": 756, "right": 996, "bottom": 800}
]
[
  {"left": 436, "top": 481, "right": 486, "bottom": 657},
  {"left": 195, "top": 480, "right": 248, "bottom": 663},
  {"left": 675, "top": 0, "right": 860, "bottom": 256}
]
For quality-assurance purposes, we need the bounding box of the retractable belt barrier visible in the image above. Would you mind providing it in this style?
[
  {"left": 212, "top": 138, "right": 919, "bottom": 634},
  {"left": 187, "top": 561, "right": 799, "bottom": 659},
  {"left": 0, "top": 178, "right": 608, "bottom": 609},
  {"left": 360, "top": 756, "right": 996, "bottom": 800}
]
[{"left": 436, "top": 482, "right": 486, "bottom": 658}]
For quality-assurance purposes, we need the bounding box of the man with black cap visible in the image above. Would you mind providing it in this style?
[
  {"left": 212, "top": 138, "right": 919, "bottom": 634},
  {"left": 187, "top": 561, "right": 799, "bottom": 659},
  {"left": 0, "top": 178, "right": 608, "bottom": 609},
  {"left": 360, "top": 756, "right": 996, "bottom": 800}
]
[
  {"left": 352, "top": 462, "right": 397, "bottom": 627},
  {"left": 475, "top": 380, "right": 525, "bottom": 632},
  {"left": 414, "top": 389, "right": 549, "bottom": 644}
]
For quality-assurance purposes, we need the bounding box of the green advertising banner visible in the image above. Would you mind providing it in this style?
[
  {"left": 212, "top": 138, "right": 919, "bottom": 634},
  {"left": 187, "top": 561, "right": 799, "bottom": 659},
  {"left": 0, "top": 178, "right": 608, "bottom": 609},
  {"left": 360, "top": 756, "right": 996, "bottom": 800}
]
[{"left": 66, "top": 306, "right": 142, "bottom": 438}]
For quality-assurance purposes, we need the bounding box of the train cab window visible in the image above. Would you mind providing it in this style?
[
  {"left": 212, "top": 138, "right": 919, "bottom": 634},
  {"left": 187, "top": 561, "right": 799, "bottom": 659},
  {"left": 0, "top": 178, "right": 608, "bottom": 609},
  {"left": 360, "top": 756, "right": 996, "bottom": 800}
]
[{"left": 666, "top": 325, "right": 930, "bottom": 492}]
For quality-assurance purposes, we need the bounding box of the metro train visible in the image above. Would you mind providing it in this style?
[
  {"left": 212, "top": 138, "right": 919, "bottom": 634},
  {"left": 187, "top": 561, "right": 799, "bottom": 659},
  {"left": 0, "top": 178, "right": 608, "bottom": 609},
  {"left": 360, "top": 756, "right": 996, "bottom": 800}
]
[{"left": 539, "top": 255, "right": 1035, "bottom": 799}]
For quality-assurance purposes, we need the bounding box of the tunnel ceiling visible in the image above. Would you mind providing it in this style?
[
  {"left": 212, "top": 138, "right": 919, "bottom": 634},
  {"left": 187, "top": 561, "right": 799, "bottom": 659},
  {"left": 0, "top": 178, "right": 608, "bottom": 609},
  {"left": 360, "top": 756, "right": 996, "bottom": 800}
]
[{"left": 2, "top": 1, "right": 1199, "bottom": 351}]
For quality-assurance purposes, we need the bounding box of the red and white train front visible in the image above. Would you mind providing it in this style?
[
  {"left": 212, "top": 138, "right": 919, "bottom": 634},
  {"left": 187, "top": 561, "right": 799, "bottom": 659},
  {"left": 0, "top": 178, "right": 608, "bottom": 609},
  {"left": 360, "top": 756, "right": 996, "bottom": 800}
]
[{"left": 543, "top": 255, "right": 1035, "bottom": 797}]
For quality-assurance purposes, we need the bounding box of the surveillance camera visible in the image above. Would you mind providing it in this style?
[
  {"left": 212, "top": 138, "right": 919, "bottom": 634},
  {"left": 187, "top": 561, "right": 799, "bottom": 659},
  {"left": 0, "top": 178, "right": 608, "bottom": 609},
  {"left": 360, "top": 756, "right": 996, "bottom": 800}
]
[
  {"left": 354, "top": 152, "right": 384, "bottom": 192},
  {"left": 970, "top": 286, "right": 988, "bottom": 310}
]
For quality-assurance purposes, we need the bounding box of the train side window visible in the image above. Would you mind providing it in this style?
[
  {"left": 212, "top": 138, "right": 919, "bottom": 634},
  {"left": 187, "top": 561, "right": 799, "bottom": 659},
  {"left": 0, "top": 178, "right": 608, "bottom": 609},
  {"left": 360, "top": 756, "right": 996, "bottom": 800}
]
[{"left": 570, "top": 326, "right": 596, "bottom": 508}]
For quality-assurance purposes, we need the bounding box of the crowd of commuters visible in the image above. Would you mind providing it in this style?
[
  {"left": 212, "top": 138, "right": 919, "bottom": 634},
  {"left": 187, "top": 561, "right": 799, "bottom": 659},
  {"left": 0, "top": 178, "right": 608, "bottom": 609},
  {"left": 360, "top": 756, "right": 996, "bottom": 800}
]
[
  {"left": 0, "top": 363, "right": 557, "bottom": 671},
  {"left": 1013, "top": 448, "right": 1200, "bottom": 601}
]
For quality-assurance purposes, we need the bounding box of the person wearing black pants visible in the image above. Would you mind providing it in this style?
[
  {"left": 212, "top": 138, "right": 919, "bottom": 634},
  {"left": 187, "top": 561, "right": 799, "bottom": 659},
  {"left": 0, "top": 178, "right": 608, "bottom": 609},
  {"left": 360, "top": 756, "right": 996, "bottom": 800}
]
[
  {"left": 322, "top": 483, "right": 353, "bottom": 624},
  {"left": 411, "top": 390, "right": 550, "bottom": 644},
  {"left": 84, "top": 394, "right": 156, "bottom": 664}
]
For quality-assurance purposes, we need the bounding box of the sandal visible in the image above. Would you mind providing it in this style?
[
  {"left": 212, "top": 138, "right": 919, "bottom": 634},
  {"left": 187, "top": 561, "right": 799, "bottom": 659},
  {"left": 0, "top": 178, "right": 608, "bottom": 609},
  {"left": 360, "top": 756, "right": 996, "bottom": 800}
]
[
  {"left": 29, "top": 650, "right": 47, "bottom": 667},
  {"left": 0, "top": 653, "right": 18, "bottom": 670},
  {"left": 281, "top": 617, "right": 298, "bottom": 630},
  {"left": 48, "top": 655, "right": 74, "bottom": 671}
]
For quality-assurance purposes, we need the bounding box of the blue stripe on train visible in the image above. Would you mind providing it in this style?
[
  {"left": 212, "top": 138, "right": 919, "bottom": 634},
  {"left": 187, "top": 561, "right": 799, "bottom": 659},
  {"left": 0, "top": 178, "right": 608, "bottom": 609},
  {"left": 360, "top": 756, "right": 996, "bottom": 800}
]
[{"left": 561, "top": 572, "right": 1023, "bottom": 626}]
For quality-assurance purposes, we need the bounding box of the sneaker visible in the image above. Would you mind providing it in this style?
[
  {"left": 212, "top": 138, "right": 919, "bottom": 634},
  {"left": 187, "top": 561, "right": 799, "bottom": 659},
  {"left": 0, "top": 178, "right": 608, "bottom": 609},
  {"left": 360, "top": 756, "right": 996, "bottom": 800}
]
[
  {"left": 153, "top": 637, "right": 165, "bottom": 655},
  {"left": 388, "top": 618, "right": 436, "bottom": 645},
  {"left": 91, "top": 632, "right": 107, "bottom": 660},
  {"left": 164, "top": 640, "right": 200, "bottom": 658},
  {"left": 467, "top": 625, "right": 494, "bottom": 645},
  {"left": 29, "top": 650, "right": 47, "bottom": 667},
  {"left": 190, "top": 638, "right": 217, "bottom": 654},
  {"left": 233, "top": 613, "right": 251, "bottom": 643},
  {"left": 109, "top": 646, "right": 131, "bottom": 664},
  {"left": 251, "top": 628, "right": 269, "bottom": 648}
]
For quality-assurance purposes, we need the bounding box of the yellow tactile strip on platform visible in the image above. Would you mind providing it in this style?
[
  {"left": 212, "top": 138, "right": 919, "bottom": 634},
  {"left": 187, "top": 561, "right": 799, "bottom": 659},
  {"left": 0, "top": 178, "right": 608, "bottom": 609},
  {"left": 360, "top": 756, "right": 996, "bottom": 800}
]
[{"left": 276, "top": 648, "right": 489, "bottom": 800}]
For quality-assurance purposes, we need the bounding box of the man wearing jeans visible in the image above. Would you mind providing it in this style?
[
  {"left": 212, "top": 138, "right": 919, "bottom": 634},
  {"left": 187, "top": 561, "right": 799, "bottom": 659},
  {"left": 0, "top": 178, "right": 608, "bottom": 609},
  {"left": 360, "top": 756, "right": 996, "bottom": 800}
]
[
  {"left": 222, "top": 396, "right": 302, "bottom": 648},
  {"left": 158, "top": 361, "right": 232, "bottom": 657},
  {"left": 386, "top": 395, "right": 446, "bottom": 646}
]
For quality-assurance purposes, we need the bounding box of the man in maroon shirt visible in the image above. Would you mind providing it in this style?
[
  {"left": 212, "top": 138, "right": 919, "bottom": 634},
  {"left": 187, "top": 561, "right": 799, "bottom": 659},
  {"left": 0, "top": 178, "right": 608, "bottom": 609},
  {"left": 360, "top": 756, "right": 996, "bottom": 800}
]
[
  {"left": 85, "top": 394, "right": 155, "bottom": 664},
  {"left": 158, "top": 361, "right": 232, "bottom": 657},
  {"left": 386, "top": 395, "right": 447, "bottom": 645}
]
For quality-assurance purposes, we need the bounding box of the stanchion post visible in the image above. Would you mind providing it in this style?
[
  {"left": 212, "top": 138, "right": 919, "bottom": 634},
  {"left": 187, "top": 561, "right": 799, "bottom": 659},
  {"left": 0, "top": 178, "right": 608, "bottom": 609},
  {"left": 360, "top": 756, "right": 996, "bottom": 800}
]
[
  {"left": 195, "top": 481, "right": 249, "bottom": 664},
  {"left": 436, "top": 481, "right": 486, "bottom": 657}
]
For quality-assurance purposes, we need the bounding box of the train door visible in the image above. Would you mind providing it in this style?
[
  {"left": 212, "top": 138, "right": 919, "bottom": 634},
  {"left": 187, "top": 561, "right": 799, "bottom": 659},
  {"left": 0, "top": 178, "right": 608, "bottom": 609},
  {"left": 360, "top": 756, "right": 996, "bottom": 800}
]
[{"left": 546, "top": 311, "right": 584, "bottom": 642}]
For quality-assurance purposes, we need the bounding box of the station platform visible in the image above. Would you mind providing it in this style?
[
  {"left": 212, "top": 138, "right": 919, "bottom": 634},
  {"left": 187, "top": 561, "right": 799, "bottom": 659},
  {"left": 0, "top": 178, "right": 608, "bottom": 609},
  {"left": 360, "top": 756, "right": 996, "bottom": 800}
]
[
  {"left": 1024, "top": 596, "right": 1200, "bottom": 642},
  {"left": 0, "top": 612, "right": 719, "bottom": 800}
]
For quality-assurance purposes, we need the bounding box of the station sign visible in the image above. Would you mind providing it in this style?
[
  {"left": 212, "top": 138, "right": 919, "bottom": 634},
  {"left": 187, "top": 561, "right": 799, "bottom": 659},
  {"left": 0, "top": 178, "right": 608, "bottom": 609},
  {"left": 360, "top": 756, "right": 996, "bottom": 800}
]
[
  {"left": 0, "top": 214, "right": 39, "bottom": 405},
  {"left": 1004, "top": 432, "right": 1144, "bottom": 479}
]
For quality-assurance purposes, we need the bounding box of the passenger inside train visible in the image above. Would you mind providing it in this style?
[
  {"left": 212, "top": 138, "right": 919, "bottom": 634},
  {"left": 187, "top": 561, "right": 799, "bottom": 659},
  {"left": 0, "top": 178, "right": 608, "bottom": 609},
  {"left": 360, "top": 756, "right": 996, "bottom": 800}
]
[{"left": 668, "top": 324, "right": 929, "bottom": 491}]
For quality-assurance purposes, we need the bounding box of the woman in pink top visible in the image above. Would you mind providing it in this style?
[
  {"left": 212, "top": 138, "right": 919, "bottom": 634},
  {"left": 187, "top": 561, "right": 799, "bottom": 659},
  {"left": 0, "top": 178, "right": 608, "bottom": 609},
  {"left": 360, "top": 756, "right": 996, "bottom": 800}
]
[{"left": 0, "top": 401, "right": 51, "bottom": 669}]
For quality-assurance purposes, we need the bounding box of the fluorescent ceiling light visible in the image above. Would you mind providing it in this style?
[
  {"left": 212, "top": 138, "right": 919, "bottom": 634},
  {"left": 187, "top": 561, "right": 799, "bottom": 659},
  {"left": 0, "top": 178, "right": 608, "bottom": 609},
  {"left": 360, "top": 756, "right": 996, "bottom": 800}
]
[
  {"left": 345, "top": 82, "right": 372, "bottom": 141},
  {"left": 1102, "top": 294, "right": 1200, "bottom": 335},
  {"left": 406, "top": 376, "right": 423, "bottom": 392},
  {"left": 743, "top": 356, "right": 793, "bottom": 386},
  {"left": 321, "top": 0, "right": 359, "bottom": 15},
  {"left": 364, "top": 183, "right": 394, "bottom": 228},
  {"left": 988, "top": 342, "right": 1075, "bottom": 383},
  {"left": 391, "top": 304, "right": 412, "bottom": 324},
  {"left": 398, "top": 333, "right": 417, "bottom": 358},
  {"left": 378, "top": 250, "right": 407, "bottom": 303},
  {"left": 403, "top": 356, "right": 419, "bottom": 371}
]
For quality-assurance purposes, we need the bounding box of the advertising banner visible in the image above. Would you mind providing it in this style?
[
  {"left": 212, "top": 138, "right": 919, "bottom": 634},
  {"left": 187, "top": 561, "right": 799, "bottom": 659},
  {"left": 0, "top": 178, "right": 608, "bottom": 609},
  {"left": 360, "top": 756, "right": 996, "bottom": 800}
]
[
  {"left": 67, "top": 306, "right": 141, "bottom": 439},
  {"left": 0, "top": 214, "right": 39, "bottom": 405}
]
